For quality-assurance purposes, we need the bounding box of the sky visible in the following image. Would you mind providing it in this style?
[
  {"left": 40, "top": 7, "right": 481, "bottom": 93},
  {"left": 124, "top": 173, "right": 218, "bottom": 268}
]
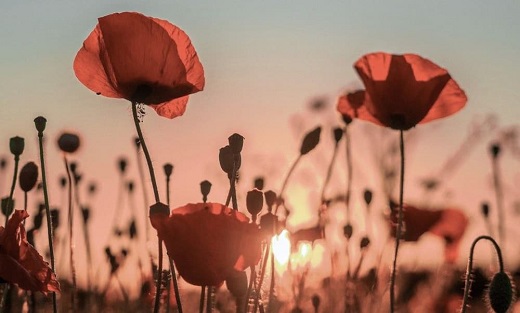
[{"left": 1, "top": 1, "right": 520, "bottom": 292}]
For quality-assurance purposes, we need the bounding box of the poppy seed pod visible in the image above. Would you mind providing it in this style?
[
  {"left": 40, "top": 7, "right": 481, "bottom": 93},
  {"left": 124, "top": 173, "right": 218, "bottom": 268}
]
[
  {"left": 127, "top": 181, "right": 134, "bottom": 193},
  {"left": 57, "top": 132, "right": 80, "bottom": 153},
  {"left": 228, "top": 133, "right": 245, "bottom": 154},
  {"left": 264, "top": 190, "right": 277, "bottom": 211},
  {"left": 118, "top": 157, "right": 127, "bottom": 174},
  {"left": 253, "top": 177, "right": 264, "bottom": 190},
  {"left": 163, "top": 163, "right": 174, "bottom": 177},
  {"left": 300, "top": 126, "right": 321, "bottom": 155},
  {"left": 59, "top": 176, "right": 67, "bottom": 188},
  {"left": 219, "top": 145, "right": 234, "bottom": 174},
  {"left": 34, "top": 116, "right": 47, "bottom": 133},
  {"left": 333, "top": 127, "right": 344, "bottom": 143},
  {"left": 364, "top": 189, "right": 373, "bottom": 206},
  {"left": 200, "top": 180, "right": 212, "bottom": 202},
  {"left": 1, "top": 197, "right": 14, "bottom": 217},
  {"left": 490, "top": 143, "right": 501, "bottom": 158},
  {"left": 0, "top": 158, "right": 6, "bottom": 170},
  {"left": 487, "top": 271, "right": 514, "bottom": 313},
  {"left": 343, "top": 223, "right": 353, "bottom": 239},
  {"left": 246, "top": 189, "right": 264, "bottom": 220},
  {"left": 226, "top": 270, "right": 248, "bottom": 299},
  {"left": 311, "top": 295, "right": 321, "bottom": 311},
  {"left": 150, "top": 202, "right": 170, "bottom": 216},
  {"left": 360, "top": 236, "right": 371, "bottom": 249},
  {"left": 9, "top": 136, "right": 25, "bottom": 156},
  {"left": 19, "top": 162, "right": 39, "bottom": 192},
  {"left": 81, "top": 207, "right": 90, "bottom": 224}
]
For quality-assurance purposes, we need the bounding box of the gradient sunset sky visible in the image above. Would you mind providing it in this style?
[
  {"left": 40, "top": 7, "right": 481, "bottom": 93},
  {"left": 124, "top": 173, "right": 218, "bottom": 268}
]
[{"left": 1, "top": 1, "right": 519, "bottom": 288}]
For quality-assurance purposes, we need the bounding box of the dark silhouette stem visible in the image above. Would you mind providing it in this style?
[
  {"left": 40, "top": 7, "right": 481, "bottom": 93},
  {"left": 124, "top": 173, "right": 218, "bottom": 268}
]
[
  {"left": 199, "top": 286, "right": 206, "bottom": 313},
  {"left": 64, "top": 155, "right": 77, "bottom": 312},
  {"left": 37, "top": 130, "right": 58, "bottom": 313},
  {"left": 165, "top": 175, "right": 183, "bottom": 313},
  {"left": 345, "top": 125, "right": 353, "bottom": 221},
  {"left": 320, "top": 132, "right": 342, "bottom": 203},
  {"left": 389, "top": 130, "right": 405, "bottom": 313},
  {"left": 491, "top": 156, "right": 505, "bottom": 246},
  {"left": 460, "top": 235, "right": 504, "bottom": 313}
]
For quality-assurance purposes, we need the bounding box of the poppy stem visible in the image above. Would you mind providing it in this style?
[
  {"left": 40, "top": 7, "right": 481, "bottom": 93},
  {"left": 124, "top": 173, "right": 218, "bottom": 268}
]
[
  {"left": 490, "top": 150, "right": 505, "bottom": 246},
  {"left": 320, "top": 129, "right": 343, "bottom": 204},
  {"left": 254, "top": 243, "right": 271, "bottom": 313},
  {"left": 460, "top": 235, "right": 504, "bottom": 313},
  {"left": 36, "top": 126, "right": 58, "bottom": 313},
  {"left": 389, "top": 130, "right": 405, "bottom": 313},
  {"left": 274, "top": 154, "right": 302, "bottom": 215},
  {"left": 4, "top": 154, "right": 19, "bottom": 226},
  {"left": 345, "top": 125, "right": 353, "bottom": 222},
  {"left": 199, "top": 286, "right": 206, "bottom": 313},
  {"left": 63, "top": 155, "right": 78, "bottom": 312},
  {"left": 131, "top": 102, "right": 164, "bottom": 313}
]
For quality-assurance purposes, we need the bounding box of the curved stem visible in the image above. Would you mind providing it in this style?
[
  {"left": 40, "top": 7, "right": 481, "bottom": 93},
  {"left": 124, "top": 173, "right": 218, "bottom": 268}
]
[
  {"left": 460, "top": 235, "right": 504, "bottom": 313},
  {"left": 274, "top": 154, "right": 302, "bottom": 215},
  {"left": 345, "top": 125, "right": 353, "bottom": 221},
  {"left": 320, "top": 138, "right": 341, "bottom": 204},
  {"left": 131, "top": 102, "right": 163, "bottom": 313},
  {"left": 64, "top": 155, "right": 77, "bottom": 312},
  {"left": 389, "top": 130, "right": 405, "bottom": 313},
  {"left": 37, "top": 132, "right": 58, "bottom": 313}
]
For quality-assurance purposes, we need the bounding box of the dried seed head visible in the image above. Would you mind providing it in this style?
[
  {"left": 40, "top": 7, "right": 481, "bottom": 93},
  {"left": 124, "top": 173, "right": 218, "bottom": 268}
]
[
  {"left": 34, "top": 116, "right": 47, "bottom": 133},
  {"left": 88, "top": 182, "right": 97, "bottom": 195},
  {"left": 149, "top": 202, "right": 169, "bottom": 216},
  {"left": 1, "top": 197, "right": 14, "bottom": 218},
  {"left": 129, "top": 219, "right": 137, "bottom": 239},
  {"left": 300, "top": 126, "right": 321, "bottom": 155},
  {"left": 219, "top": 145, "right": 234, "bottom": 174},
  {"left": 259, "top": 212, "right": 277, "bottom": 235},
  {"left": 200, "top": 180, "right": 212, "bottom": 202},
  {"left": 33, "top": 212, "right": 44, "bottom": 230},
  {"left": 163, "top": 163, "right": 174, "bottom": 178},
  {"left": 253, "top": 176, "right": 264, "bottom": 190},
  {"left": 57, "top": 132, "right": 80, "bottom": 153},
  {"left": 19, "top": 162, "right": 39, "bottom": 192},
  {"left": 487, "top": 271, "right": 514, "bottom": 313},
  {"left": 246, "top": 189, "right": 264, "bottom": 221},
  {"left": 9, "top": 136, "right": 25, "bottom": 156},
  {"left": 228, "top": 133, "right": 245, "bottom": 154},
  {"left": 264, "top": 190, "right": 277, "bottom": 210}
]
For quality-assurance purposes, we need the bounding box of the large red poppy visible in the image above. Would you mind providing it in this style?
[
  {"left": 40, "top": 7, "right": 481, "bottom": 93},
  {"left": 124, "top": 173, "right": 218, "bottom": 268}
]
[
  {"left": 0, "top": 210, "right": 60, "bottom": 293},
  {"left": 388, "top": 203, "right": 467, "bottom": 263},
  {"left": 337, "top": 52, "right": 467, "bottom": 130},
  {"left": 150, "top": 202, "right": 262, "bottom": 286},
  {"left": 74, "top": 12, "right": 205, "bottom": 119}
]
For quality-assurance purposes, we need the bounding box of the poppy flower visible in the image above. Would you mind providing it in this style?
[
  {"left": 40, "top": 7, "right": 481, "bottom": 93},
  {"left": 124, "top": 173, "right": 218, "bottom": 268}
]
[
  {"left": 388, "top": 202, "right": 467, "bottom": 263},
  {"left": 150, "top": 202, "right": 262, "bottom": 286},
  {"left": 0, "top": 210, "right": 60, "bottom": 293},
  {"left": 337, "top": 52, "right": 467, "bottom": 130},
  {"left": 74, "top": 11, "right": 205, "bottom": 119}
]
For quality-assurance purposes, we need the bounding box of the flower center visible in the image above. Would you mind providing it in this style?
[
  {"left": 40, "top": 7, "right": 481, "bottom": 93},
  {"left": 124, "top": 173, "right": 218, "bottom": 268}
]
[
  {"left": 389, "top": 114, "right": 407, "bottom": 130},
  {"left": 132, "top": 84, "right": 153, "bottom": 103}
]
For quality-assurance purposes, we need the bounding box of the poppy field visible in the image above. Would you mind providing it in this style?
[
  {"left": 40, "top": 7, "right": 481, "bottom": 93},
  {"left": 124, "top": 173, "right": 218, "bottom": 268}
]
[{"left": 1, "top": 3, "right": 520, "bottom": 313}]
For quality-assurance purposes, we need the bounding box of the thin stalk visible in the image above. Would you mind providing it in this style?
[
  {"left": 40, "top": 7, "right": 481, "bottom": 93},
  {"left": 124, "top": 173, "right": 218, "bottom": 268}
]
[
  {"left": 320, "top": 134, "right": 342, "bottom": 203},
  {"left": 199, "top": 286, "right": 206, "bottom": 313},
  {"left": 244, "top": 267, "right": 256, "bottom": 312},
  {"left": 345, "top": 125, "right": 353, "bottom": 222},
  {"left": 491, "top": 156, "right": 505, "bottom": 246},
  {"left": 64, "top": 155, "right": 77, "bottom": 312},
  {"left": 254, "top": 243, "right": 271, "bottom": 313},
  {"left": 389, "top": 130, "right": 405, "bottom": 313},
  {"left": 131, "top": 102, "right": 163, "bottom": 313},
  {"left": 206, "top": 286, "right": 212, "bottom": 313},
  {"left": 460, "top": 236, "right": 504, "bottom": 313},
  {"left": 165, "top": 175, "right": 183, "bottom": 313},
  {"left": 37, "top": 130, "right": 58, "bottom": 313}
]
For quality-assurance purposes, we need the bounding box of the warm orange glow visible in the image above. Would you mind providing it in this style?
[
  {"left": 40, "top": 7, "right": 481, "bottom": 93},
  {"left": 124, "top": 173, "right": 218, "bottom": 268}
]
[
  {"left": 272, "top": 229, "right": 291, "bottom": 266},
  {"left": 290, "top": 241, "right": 312, "bottom": 271}
]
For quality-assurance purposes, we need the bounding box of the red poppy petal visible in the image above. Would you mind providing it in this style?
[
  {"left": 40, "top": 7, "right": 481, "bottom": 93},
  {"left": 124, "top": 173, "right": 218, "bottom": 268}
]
[
  {"left": 0, "top": 253, "right": 42, "bottom": 292},
  {"left": 419, "top": 78, "right": 467, "bottom": 124},
  {"left": 98, "top": 12, "right": 202, "bottom": 105},
  {"left": 73, "top": 25, "right": 123, "bottom": 99},
  {"left": 337, "top": 92, "right": 383, "bottom": 126},
  {"left": 148, "top": 96, "right": 188, "bottom": 119}
]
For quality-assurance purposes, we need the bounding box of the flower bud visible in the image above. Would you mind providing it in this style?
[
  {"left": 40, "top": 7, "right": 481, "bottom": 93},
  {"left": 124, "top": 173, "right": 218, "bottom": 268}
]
[
  {"left": 200, "top": 180, "right": 212, "bottom": 203},
  {"left": 81, "top": 207, "right": 90, "bottom": 224},
  {"left": 311, "top": 295, "right": 321, "bottom": 311},
  {"left": 118, "top": 157, "right": 127, "bottom": 174},
  {"left": 10, "top": 136, "right": 25, "bottom": 156},
  {"left": 343, "top": 223, "right": 353, "bottom": 239},
  {"left": 163, "top": 163, "right": 174, "bottom": 178},
  {"left": 1, "top": 197, "right": 14, "bottom": 217},
  {"left": 333, "top": 127, "right": 344, "bottom": 143},
  {"left": 246, "top": 189, "right": 264, "bottom": 221},
  {"left": 300, "top": 126, "right": 321, "bottom": 155},
  {"left": 487, "top": 271, "right": 513, "bottom": 313},
  {"left": 57, "top": 132, "right": 80, "bottom": 153},
  {"left": 219, "top": 145, "right": 234, "bottom": 174},
  {"left": 490, "top": 143, "right": 501, "bottom": 158},
  {"left": 363, "top": 189, "right": 373, "bottom": 207},
  {"left": 34, "top": 116, "right": 47, "bottom": 133},
  {"left": 264, "top": 190, "right": 277, "bottom": 210},
  {"left": 228, "top": 133, "right": 244, "bottom": 154},
  {"left": 360, "top": 236, "right": 370, "bottom": 249},
  {"left": 481, "top": 202, "right": 490, "bottom": 218},
  {"left": 19, "top": 162, "right": 39, "bottom": 192},
  {"left": 253, "top": 176, "right": 264, "bottom": 190},
  {"left": 59, "top": 176, "right": 67, "bottom": 189},
  {"left": 0, "top": 157, "right": 6, "bottom": 170},
  {"left": 127, "top": 181, "right": 134, "bottom": 193}
]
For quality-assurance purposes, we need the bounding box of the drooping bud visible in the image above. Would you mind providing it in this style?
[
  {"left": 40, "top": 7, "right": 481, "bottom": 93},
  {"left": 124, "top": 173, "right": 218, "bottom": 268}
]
[
  {"left": 200, "top": 180, "right": 212, "bottom": 203},
  {"left": 118, "top": 157, "right": 128, "bottom": 174},
  {"left": 490, "top": 142, "right": 501, "bottom": 159},
  {"left": 34, "top": 116, "right": 47, "bottom": 133},
  {"left": 481, "top": 202, "right": 490, "bottom": 218},
  {"left": 300, "top": 126, "right": 321, "bottom": 155},
  {"left": 363, "top": 189, "right": 373, "bottom": 207},
  {"left": 19, "top": 162, "right": 39, "bottom": 192},
  {"left": 253, "top": 176, "right": 264, "bottom": 190},
  {"left": 246, "top": 189, "right": 264, "bottom": 221},
  {"left": 219, "top": 145, "right": 234, "bottom": 174},
  {"left": 360, "top": 236, "right": 370, "bottom": 249},
  {"left": 57, "top": 132, "right": 80, "bottom": 153},
  {"left": 333, "top": 127, "right": 344, "bottom": 143},
  {"left": 264, "top": 190, "right": 277, "bottom": 211},
  {"left": 228, "top": 133, "right": 245, "bottom": 154},
  {"left": 487, "top": 271, "right": 513, "bottom": 313},
  {"left": 9, "top": 136, "right": 25, "bottom": 156},
  {"left": 343, "top": 223, "right": 353, "bottom": 239},
  {"left": 163, "top": 163, "right": 174, "bottom": 178}
]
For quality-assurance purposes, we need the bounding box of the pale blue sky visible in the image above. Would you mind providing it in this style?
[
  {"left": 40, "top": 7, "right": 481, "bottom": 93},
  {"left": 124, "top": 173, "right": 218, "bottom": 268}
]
[{"left": 1, "top": 1, "right": 519, "bottom": 284}]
